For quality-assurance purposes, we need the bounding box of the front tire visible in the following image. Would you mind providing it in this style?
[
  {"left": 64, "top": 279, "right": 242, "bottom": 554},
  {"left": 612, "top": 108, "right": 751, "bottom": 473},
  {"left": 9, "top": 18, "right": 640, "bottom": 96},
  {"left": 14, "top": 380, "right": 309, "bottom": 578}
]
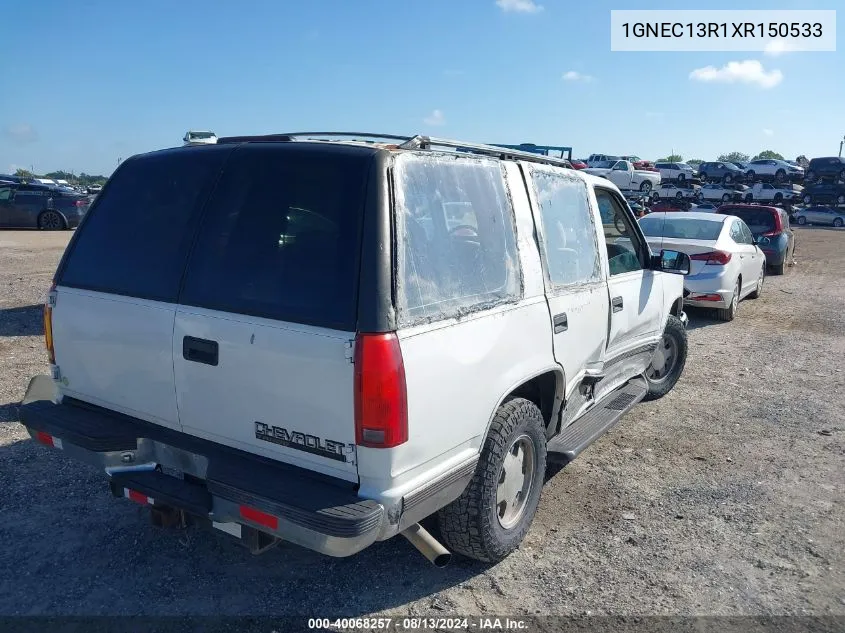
[
  {"left": 775, "top": 169, "right": 786, "bottom": 182},
  {"left": 640, "top": 181, "right": 653, "bottom": 193},
  {"left": 834, "top": 217, "right": 844, "bottom": 228},
  {"left": 749, "top": 266, "right": 765, "bottom": 297},
  {"left": 438, "top": 398, "right": 547, "bottom": 563},
  {"left": 797, "top": 215, "right": 807, "bottom": 225},
  {"left": 644, "top": 315, "right": 688, "bottom": 401}
]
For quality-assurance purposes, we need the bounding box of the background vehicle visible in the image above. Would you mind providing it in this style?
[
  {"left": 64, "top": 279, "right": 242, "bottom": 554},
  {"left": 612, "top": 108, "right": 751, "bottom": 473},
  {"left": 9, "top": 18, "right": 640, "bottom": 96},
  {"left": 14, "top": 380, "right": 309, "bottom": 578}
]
[
  {"left": 183, "top": 130, "right": 218, "bottom": 146},
  {"left": 793, "top": 206, "right": 845, "bottom": 228},
  {"left": 0, "top": 182, "right": 89, "bottom": 229},
  {"left": 698, "top": 161, "right": 745, "bottom": 184},
  {"left": 585, "top": 153, "right": 620, "bottom": 167},
  {"left": 650, "top": 199, "right": 692, "bottom": 213},
  {"left": 744, "top": 183, "right": 801, "bottom": 204},
  {"left": 700, "top": 183, "right": 746, "bottom": 202},
  {"left": 86, "top": 184, "right": 103, "bottom": 194},
  {"left": 570, "top": 159, "right": 587, "bottom": 170},
  {"left": 655, "top": 162, "right": 696, "bottom": 182},
  {"left": 717, "top": 204, "right": 794, "bottom": 274},
  {"left": 801, "top": 182, "right": 845, "bottom": 206},
  {"left": 582, "top": 159, "right": 661, "bottom": 192},
  {"left": 805, "top": 157, "right": 845, "bottom": 183},
  {"left": 18, "top": 133, "right": 689, "bottom": 567},
  {"left": 651, "top": 182, "right": 700, "bottom": 201},
  {"left": 744, "top": 159, "right": 803, "bottom": 183},
  {"left": 639, "top": 211, "right": 765, "bottom": 320}
]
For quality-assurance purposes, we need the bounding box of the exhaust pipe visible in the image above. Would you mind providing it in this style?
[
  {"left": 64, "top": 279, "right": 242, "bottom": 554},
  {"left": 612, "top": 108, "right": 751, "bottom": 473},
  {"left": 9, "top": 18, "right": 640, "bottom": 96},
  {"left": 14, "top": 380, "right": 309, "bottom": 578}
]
[{"left": 401, "top": 523, "right": 451, "bottom": 568}]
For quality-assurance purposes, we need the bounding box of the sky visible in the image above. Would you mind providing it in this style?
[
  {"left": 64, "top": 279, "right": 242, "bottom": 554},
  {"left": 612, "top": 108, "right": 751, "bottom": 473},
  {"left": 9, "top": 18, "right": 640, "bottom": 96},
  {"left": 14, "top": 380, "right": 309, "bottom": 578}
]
[{"left": 0, "top": 0, "right": 841, "bottom": 176}]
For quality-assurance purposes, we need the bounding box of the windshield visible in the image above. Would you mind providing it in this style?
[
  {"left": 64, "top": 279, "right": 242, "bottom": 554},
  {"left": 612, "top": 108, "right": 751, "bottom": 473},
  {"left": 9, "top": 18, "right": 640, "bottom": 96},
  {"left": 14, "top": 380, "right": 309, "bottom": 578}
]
[
  {"left": 723, "top": 209, "right": 776, "bottom": 234},
  {"left": 592, "top": 161, "right": 614, "bottom": 168},
  {"left": 639, "top": 216, "right": 724, "bottom": 240}
]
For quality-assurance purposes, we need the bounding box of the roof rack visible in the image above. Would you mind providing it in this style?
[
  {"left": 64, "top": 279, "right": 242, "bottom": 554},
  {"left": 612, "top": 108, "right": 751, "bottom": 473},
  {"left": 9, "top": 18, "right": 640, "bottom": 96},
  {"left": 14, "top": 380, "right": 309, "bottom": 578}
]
[{"left": 218, "top": 132, "right": 573, "bottom": 169}]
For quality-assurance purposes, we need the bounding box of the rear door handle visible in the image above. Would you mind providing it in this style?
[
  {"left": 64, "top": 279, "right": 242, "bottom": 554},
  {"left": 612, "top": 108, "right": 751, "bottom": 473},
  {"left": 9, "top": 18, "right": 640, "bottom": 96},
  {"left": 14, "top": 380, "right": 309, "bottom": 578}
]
[
  {"left": 611, "top": 296, "right": 624, "bottom": 313},
  {"left": 553, "top": 313, "right": 568, "bottom": 333},
  {"left": 183, "top": 336, "right": 219, "bottom": 366}
]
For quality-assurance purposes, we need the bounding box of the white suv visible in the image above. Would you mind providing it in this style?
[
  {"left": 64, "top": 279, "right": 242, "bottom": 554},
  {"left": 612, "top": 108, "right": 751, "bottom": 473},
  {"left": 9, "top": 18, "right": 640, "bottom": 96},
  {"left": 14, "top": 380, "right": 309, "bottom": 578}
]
[{"left": 21, "top": 133, "right": 690, "bottom": 566}]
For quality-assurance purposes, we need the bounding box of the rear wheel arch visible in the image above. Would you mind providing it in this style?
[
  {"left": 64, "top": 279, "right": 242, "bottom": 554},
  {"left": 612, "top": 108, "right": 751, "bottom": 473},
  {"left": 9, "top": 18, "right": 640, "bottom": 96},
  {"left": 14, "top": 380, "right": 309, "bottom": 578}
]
[{"left": 484, "top": 369, "right": 564, "bottom": 443}]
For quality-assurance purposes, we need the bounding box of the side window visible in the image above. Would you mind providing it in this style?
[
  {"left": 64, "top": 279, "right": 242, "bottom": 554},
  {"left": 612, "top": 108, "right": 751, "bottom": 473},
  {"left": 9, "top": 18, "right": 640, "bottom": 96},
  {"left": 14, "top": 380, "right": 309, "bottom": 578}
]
[
  {"left": 531, "top": 168, "right": 601, "bottom": 287},
  {"left": 0, "top": 187, "right": 12, "bottom": 201},
  {"left": 729, "top": 221, "right": 745, "bottom": 243},
  {"left": 740, "top": 222, "right": 754, "bottom": 244},
  {"left": 595, "top": 188, "right": 645, "bottom": 276},
  {"left": 393, "top": 154, "right": 520, "bottom": 324}
]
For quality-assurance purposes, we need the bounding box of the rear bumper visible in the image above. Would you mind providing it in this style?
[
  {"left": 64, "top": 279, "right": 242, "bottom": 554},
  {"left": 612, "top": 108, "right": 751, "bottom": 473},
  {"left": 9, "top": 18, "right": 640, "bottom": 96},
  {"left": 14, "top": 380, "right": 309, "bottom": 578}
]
[
  {"left": 683, "top": 271, "right": 734, "bottom": 309},
  {"left": 19, "top": 377, "right": 385, "bottom": 558}
]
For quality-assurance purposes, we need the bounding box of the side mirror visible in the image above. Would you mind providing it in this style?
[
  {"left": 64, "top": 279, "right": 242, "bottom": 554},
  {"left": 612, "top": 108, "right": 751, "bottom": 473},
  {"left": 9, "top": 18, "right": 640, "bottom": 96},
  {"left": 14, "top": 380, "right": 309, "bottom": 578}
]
[
  {"left": 751, "top": 237, "right": 758, "bottom": 245},
  {"left": 653, "top": 249, "right": 691, "bottom": 275}
]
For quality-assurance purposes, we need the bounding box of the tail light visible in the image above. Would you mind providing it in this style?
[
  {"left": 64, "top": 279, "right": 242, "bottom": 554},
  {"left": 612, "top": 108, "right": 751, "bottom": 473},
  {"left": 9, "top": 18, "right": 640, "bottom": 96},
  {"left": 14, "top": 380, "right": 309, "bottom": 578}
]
[
  {"left": 690, "top": 250, "right": 732, "bottom": 265},
  {"left": 44, "top": 283, "right": 56, "bottom": 364},
  {"left": 354, "top": 333, "right": 408, "bottom": 448}
]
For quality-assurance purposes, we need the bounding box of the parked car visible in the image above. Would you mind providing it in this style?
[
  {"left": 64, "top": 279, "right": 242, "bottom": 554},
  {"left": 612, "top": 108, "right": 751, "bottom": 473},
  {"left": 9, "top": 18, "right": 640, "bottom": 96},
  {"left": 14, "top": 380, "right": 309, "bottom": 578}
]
[
  {"left": 744, "top": 159, "right": 803, "bottom": 183},
  {"left": 692, "top": 203, "right": 718, "bottom": 212},
  {"left": 793, "top": 206, "right": 845, "bottom": 228},
  {"left": 0, "top": 174, "right": 24, "bottom": 184},
  {"left": 804, "top": 157, "right": 845, "bottom": 183},
  {"left": 698, "top": 161, "right": 745, "bottom": 184},
  {"left": 583, "top": 160, "right": 662, "bottom": 193},
  {"left": 654, "top": 162, "right": 697, "bottom": 183},
  {"left": 18, "top": 133, "right": 690, "bottom": 566},
  {"left": 716, "top": 204, "right": 794, "bottom": 274},
  {"left": 183, "top": 130, "right": 218, "bottom": 146},
  {"left": 744, "top": 183, "right": 801, "bottom": 205},
  {"left": 0, "top": 182, "right": 90, "bottom": 229},
  {"left": 649, "top": 199, "right": 692, "bottom": 213},
  {"left": 638, "top": 212, "right": 765, "bottom": 320},
  {"left": 699, "top": 183, "right": 745, "bottom": 202},
  {"left": 651, "top": 182, "right": 700, "bottom": 201},
  {"left": 585, "top": 153, "right": 621, "bottom": 167},
  {"left": 632, "top": 160, "right": 658, "bottom": 172},
  {"left": 801, "top": 182, "right": 845, "bottom": 206},
  {"left": 731, "top": 161, "right": 749, "bottom": 171},
  {"left": 86, "top": 184, "right": 103, "bottom": 194},
  {"left": 570, "top": 159, "right": 588, "bottom": 170}
]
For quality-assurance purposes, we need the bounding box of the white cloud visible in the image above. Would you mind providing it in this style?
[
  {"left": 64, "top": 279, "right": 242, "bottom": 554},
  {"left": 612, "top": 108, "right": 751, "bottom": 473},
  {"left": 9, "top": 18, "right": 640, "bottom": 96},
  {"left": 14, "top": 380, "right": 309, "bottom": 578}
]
[
  {"left": 495, "top": 0, "right": 543, "bottom": 13},
  {"left": 423, "top": 109, "right": 446, "bottom": 126},
  {"left": 763, "top": 128, "right": 774, "bottom": 136},
  {"left": 689, "top": 60, "right": 783, "bottom": 89},
  {"left": 763, "top": 39, "right": 794, "bottom": 57},
  {"left": 562, "top": 70, "right": 594, "bottom": 82},
  {"left": 3, "top": 123, "right": 39, "bottom": 144}
]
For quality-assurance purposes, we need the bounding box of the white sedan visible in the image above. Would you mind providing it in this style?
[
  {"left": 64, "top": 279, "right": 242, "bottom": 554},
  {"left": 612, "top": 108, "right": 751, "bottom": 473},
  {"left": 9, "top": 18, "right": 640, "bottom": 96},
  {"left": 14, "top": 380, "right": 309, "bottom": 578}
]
[
  {"left": 744, "top": 159, "right": 804, "bottom": 182},
  {"left": 651, "top": 183, "right": 701, "bottom": 201},
  {"left": 638, "top": 212, "right": 766, "bottom": 321}
]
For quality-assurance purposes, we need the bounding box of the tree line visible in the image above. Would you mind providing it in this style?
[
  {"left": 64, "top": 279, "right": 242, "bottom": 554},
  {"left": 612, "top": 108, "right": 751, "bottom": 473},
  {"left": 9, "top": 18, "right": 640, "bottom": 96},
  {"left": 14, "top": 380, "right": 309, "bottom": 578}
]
[{"left": 14, "top": 168, "right": 107, "bottom": 187}]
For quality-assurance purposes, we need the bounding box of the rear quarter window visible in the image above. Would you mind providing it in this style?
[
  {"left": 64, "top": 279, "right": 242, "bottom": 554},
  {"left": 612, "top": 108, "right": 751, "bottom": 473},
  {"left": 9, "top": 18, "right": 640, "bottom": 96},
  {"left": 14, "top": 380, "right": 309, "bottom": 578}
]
[
  {"left": 393, "top": 153, "right": 520, "bottom": 324},
  {"left": 58, "top": 147, "right": 231, "bottom": 301}
]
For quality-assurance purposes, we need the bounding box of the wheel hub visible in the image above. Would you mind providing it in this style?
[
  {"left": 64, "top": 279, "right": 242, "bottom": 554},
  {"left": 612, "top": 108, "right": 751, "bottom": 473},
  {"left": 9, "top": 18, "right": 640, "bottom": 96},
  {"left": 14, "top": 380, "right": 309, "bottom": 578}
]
[
  {"left": 647, "top": 335, "right": 678, "bottom": 382},
  {"left": 496, "top": 435, "right": 535, "bottom": 530}
]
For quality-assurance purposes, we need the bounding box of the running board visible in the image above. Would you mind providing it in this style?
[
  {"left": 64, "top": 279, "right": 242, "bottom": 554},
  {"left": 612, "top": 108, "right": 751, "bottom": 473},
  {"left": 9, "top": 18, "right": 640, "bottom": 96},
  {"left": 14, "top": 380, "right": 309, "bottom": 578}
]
[{"left": 547, "top": 376, "right": 648, "bottom": 464}]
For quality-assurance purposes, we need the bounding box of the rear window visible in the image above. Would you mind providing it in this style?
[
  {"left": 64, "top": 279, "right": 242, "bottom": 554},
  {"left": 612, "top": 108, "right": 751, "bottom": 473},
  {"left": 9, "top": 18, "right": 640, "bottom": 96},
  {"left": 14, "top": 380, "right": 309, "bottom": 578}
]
[
  {"left": 393, "top": 153, "right": 520, "bottom": 324},
  {"left": 178, "top": 143, "right": 371, "bottom": 331},
  {"left": 722, "top": 208, "right": 777, "bottom": 234},
  {"left": 59, "top": 147, "right": 230, "bottom": 301},
  {"left": 639, "top": 216, "right": 724, "bottom": 240}
]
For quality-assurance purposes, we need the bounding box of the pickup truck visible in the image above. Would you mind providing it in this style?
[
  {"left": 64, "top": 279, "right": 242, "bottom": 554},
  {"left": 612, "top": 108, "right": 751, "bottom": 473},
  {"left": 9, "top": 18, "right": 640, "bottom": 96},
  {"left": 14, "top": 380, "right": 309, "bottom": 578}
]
[
  {"left": 19, "top": 132, "right": 690, "bottom": 567},
  {"left": 583, "top": 159, "right": 662, "bottom": 194},
  {"left": 743, "top": 183, "right": 800, "bottom": 204}
]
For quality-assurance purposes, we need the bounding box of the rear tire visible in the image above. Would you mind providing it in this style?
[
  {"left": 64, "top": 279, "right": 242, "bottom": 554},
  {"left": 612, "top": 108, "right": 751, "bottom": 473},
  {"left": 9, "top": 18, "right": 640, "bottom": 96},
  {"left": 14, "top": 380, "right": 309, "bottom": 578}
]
[
  {"left": 438, "top": 398, "right": 547, "bottom": 563},
  {"left": 644, "top": 315, "right": 687, "bottom": 401},
  {"left": 716, "top": 278, "right": 741, "bottom": 321},
  {"left": 797, "top": 215, "right": 807, "bottom": 225},
  {"left": 640, "top": 181, "right": 652, "bottom": 193},
  {"left": 834, "top": 217, "right": 844, "bottom": 228},
  {"left": 37, "top": 210, "right": 66, "bottom": 231}
]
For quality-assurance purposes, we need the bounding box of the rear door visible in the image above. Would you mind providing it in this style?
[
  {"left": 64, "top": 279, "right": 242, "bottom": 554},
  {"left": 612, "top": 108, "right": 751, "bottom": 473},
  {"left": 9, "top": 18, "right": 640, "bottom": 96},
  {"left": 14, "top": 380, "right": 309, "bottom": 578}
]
[
  {"left": 172, "top": 143, "right": 372, "bottom": 481},
  {"left": 524, "top": 165, "right": 609, "bottom": 398},
  {"left": 51, "top": 147, "right": 231, "bottom": 429}
]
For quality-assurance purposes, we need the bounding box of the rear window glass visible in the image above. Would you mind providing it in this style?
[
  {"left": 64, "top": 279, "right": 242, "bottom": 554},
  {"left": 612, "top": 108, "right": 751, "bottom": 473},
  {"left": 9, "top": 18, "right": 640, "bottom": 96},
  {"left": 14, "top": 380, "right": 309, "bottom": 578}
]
[
  {"left": 393, "top": 153, "right": 520, "bottom": 324},
  {"left": 179, "top": 144, "right": 370, "bottom": 331},
  {"left": 639, "top": 216, "right": 724, "bottom": 240},
  {"left": 58, "top": 147, "right": 230, "bottom": 301},
  {"left": 723, "top": 209, "right": 776, "bottom": 234}
]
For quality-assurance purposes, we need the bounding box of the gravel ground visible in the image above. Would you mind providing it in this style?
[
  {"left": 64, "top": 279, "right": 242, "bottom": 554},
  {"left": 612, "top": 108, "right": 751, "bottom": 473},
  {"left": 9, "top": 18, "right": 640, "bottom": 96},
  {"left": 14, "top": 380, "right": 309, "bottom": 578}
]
[{"left": 0, "top": 228, "right": 843, "bottom": 618}]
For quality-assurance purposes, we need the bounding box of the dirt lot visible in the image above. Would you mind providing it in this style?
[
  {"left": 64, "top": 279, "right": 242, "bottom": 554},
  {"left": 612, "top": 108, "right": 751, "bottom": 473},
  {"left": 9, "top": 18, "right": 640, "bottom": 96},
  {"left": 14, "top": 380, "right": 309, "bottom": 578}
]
[{"left": 0, "top": 228, "right": 843, "bottom": 618}]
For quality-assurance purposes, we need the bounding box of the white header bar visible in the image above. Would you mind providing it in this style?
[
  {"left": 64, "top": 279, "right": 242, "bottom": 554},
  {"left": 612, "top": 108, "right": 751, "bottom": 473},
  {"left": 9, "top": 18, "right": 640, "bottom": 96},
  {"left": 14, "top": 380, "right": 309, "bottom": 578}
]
[{"left": 610, "top": 10, "right": 836, "bottom": 52}]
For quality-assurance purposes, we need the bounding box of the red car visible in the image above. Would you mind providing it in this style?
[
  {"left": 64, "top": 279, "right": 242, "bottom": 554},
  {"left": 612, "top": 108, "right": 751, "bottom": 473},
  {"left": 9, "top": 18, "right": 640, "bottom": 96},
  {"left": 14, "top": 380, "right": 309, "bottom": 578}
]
[
  {"left": 633, "top": 160, "right": 658, "bottom": 172},
  {"left": 570, "top": 159, "right": 587, "bottom": 170}
]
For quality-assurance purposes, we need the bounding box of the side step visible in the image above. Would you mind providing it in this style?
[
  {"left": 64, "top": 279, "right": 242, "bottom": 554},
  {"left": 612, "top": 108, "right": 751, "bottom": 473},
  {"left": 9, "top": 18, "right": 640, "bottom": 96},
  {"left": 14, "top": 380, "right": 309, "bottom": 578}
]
[{"left": 547, "top": 376, "right": 648, "bottom": 464}]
